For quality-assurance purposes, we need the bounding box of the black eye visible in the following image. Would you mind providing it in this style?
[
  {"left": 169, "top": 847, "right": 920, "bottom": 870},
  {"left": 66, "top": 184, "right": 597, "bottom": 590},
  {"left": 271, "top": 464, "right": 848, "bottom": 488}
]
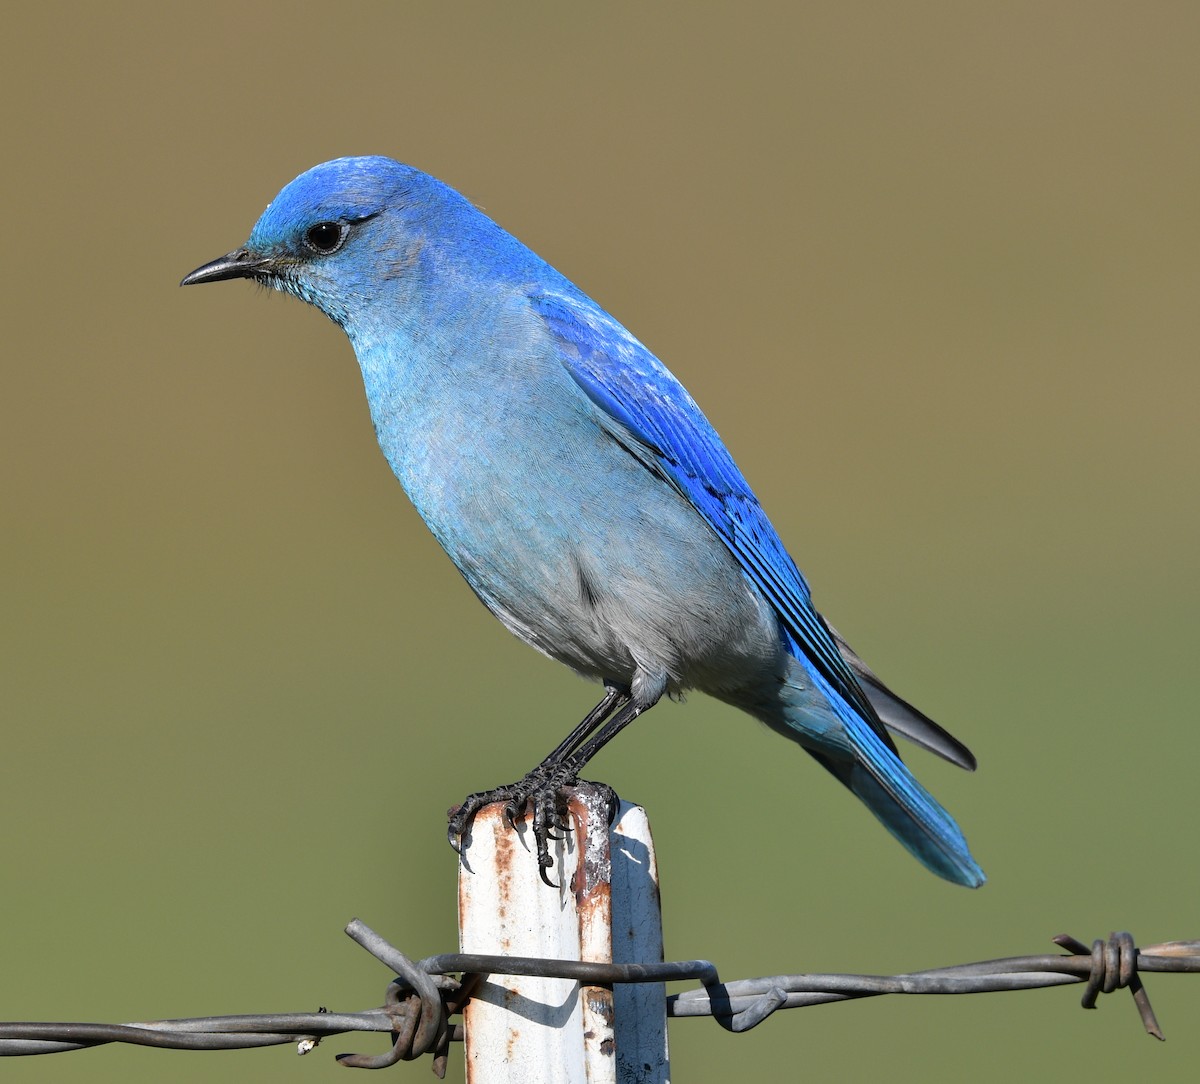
[{"left": 303, "top": 221, "right": 347, "bottom": 254}]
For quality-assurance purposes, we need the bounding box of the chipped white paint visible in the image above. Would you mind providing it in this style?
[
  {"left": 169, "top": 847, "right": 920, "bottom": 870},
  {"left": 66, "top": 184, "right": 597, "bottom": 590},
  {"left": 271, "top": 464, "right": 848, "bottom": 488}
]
[{"left": 459, "top": 786, "right": 669, "bottom": 1084}]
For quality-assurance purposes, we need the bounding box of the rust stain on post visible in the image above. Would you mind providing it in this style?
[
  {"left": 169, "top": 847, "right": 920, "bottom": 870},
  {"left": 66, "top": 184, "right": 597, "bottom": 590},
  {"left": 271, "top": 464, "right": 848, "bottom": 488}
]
[{"left": 568, "top": 786, "right": 618, "bottom": 1074}]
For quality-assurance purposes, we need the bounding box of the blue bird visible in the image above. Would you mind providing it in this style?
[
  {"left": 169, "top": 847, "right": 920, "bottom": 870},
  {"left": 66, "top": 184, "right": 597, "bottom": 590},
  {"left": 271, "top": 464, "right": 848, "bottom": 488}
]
[{"left": 183, "top": 156, "right": 985, "bottom": 887}]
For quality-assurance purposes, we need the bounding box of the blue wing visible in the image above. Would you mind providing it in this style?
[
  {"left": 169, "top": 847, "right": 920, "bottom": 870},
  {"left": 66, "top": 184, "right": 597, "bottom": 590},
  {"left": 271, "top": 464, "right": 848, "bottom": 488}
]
[{"left": 534, "top": 290, "right": 892, "bottom": 749}]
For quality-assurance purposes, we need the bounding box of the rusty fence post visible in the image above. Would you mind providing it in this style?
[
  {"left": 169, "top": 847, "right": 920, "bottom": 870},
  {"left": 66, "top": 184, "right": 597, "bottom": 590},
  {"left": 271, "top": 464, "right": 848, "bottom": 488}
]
[{"left": 458, "top": 783, "right": 670, "bottom": 1083}]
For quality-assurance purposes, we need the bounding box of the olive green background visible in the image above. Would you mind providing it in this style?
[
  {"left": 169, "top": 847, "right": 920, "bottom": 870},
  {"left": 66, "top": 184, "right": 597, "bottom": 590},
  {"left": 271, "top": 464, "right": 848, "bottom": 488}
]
[{"left": 3, "top": 3, "right": 1197, "bottom": 1081}]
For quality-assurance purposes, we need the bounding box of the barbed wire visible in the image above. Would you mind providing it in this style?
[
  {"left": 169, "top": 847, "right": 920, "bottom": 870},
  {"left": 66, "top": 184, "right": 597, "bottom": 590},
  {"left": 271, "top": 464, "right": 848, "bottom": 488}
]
[{"left": 0, "top": 920, "right": 1195, "bottom": 1076}]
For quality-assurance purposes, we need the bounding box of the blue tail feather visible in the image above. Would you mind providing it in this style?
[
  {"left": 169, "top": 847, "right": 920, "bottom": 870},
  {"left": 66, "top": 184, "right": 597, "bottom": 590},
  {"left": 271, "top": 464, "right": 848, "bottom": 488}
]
[
  {"left": 788, "top": 654, "right": 986, "bottom": 888},
  {"left": 835, "top": 724, "right": 985, "bottom": 887}
]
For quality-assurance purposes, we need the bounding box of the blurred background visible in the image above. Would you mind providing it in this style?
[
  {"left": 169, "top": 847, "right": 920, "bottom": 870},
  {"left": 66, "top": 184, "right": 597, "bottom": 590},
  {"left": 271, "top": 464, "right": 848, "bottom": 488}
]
[{"left": 3, "top": 2, "right": 1198, "bottom": 1081}]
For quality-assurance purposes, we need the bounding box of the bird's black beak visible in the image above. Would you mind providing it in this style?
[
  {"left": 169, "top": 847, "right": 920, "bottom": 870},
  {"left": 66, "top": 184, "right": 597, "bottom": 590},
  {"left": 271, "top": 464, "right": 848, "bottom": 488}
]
[{"left": 180, "top": 248, "right": 270, "bottom": 286}]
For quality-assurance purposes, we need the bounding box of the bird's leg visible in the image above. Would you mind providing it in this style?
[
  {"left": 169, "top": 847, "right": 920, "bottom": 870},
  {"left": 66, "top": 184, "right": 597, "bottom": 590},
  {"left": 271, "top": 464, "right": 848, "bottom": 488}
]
[
  {"left": 448, "top": 684, "right": 634, "bottom": 885},
  {"left": 558, "top": 699, "right": 645, "bottom": 774},
  {"left": 515, "top": 697, "right": 647, "bottom": 876},
  {"left": 537, "top": 684, "right": 631, "bottom": 765}
]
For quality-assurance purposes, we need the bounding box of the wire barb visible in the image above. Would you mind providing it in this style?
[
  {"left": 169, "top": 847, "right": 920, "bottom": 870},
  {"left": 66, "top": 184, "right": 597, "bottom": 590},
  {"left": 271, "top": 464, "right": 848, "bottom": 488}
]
[{"left": 1053, "top": 931, "right": 1164, "bottom": 1040}]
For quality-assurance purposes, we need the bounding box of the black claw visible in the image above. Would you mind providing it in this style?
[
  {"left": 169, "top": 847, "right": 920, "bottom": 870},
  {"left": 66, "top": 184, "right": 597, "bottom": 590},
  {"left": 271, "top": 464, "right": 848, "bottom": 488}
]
[
  {"left": 447, "top": 805, "right": 471, "bottom": 852},
  {"left": 448, "top": 764, "right": 584, "bottom": 887}
]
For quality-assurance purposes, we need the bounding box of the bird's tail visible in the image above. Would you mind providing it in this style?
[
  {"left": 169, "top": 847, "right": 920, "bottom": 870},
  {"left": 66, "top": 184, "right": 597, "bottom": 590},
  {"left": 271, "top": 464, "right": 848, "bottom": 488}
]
[
  {"left": 775, "top": 670, "right": 985, "bottom": 887},
  {"left": 813, "top": 735, "right": 985, "bottom": 887}
]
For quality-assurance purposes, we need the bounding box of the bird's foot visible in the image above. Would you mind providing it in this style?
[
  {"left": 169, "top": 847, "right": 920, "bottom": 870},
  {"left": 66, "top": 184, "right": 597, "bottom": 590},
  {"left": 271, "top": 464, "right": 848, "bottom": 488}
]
[{"left": 448, "top": 767, "right": 616, "bottom": 887}]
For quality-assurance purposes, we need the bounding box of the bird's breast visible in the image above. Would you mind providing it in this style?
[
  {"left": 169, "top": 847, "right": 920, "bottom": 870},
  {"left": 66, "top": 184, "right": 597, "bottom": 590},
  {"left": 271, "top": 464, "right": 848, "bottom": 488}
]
[{"left": 356, "top": 335, "right": 783, "bottom": 698}]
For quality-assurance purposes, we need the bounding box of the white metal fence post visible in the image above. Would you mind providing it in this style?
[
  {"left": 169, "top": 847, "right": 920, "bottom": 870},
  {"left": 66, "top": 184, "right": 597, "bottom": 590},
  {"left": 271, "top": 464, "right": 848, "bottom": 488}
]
[{"left": 458, "top": 783, "right": 670, "bottom": 1083}]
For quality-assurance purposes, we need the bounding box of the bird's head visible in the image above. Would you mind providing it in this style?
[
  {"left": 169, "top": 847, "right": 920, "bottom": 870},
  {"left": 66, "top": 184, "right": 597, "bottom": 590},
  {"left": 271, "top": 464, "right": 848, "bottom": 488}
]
[{"left": 181, "top": 156, "right": 467, "bottom": 327}]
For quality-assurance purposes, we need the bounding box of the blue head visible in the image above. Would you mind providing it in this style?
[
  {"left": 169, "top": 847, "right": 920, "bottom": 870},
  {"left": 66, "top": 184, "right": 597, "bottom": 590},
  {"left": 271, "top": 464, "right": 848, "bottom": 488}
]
[{"left": 182, "top": 156, "right": 531, "bottom": 331}]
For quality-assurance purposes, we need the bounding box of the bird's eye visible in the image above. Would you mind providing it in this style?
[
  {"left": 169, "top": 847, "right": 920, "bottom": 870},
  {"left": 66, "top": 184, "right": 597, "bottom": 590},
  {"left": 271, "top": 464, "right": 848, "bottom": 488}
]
[{"left": 303, "top": 222, "right": 347, "bottom": 255}]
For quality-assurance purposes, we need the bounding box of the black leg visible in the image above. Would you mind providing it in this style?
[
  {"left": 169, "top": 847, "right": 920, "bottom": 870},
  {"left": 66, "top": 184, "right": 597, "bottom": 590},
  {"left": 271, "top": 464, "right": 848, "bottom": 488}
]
[
  {"left": 538, "top": 684, "right": 630, "bottom": 765},
  {"left": 447, "top": 684, "right": 643, "bottom": 886},
  {"left": 560, "top": 699, "right": 644, "bottom": 773}
]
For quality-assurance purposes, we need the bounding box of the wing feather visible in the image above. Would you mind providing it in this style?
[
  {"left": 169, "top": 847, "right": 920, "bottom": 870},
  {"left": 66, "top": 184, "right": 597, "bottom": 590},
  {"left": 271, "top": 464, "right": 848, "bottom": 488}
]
[{"left": 535, "top": 290, "right": 890, "bottom": 747}]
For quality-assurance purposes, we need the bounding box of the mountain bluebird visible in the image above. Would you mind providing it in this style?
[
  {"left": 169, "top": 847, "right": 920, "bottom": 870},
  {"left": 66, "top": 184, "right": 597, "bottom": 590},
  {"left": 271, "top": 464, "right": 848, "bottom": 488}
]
[{"left": 183, "top": 156, "right": 984, "bottom": 887}]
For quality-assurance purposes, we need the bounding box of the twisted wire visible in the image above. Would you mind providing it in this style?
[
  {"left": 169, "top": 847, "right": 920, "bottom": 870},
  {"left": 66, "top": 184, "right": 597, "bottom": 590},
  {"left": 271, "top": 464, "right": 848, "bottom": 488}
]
[{"left": 1, "top": 922, "right": 1195, "bottom": 1075}]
